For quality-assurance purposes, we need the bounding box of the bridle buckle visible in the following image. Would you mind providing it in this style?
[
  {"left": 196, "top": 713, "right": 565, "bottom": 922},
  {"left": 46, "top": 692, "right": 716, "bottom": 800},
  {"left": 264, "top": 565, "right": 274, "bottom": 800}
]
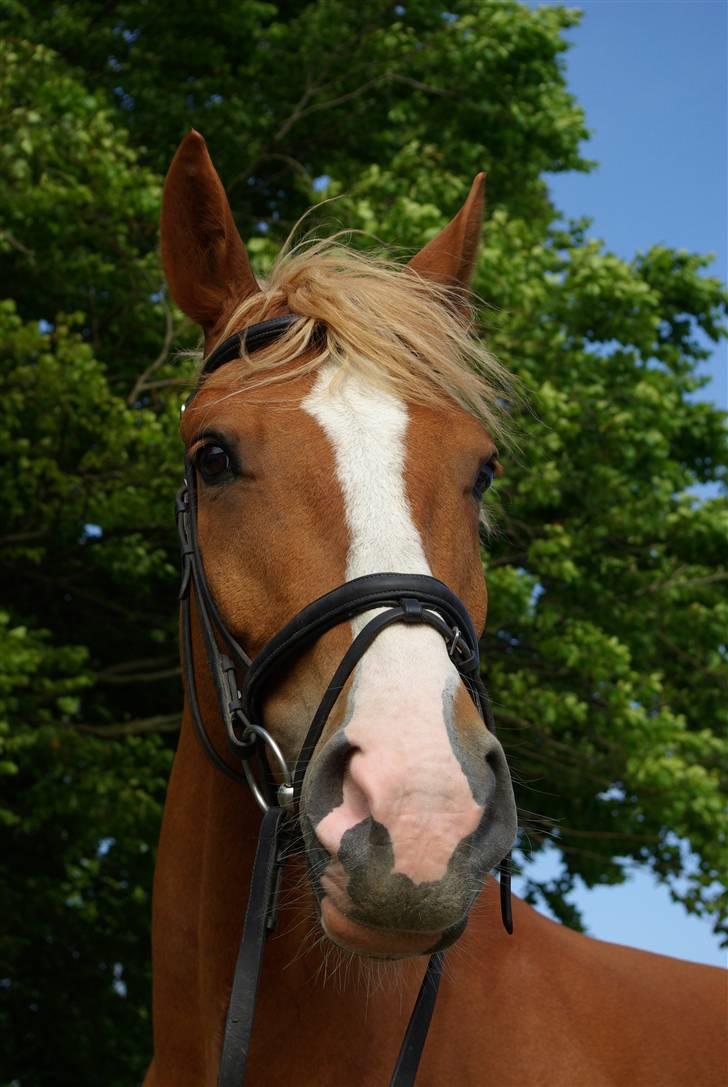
[
  {"left": 446, "top": 625, "right": 478, "bottom": 671},
  {"left": 448, "top": 625, "right": 462, "bottom": 658},
  {"left": 175, "top": 487, "right": 195, "bottom": 600}
]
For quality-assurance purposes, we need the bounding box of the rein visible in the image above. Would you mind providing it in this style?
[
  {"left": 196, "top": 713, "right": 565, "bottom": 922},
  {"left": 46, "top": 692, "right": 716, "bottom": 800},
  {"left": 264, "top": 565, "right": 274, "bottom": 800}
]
[{"left": 176, "top": 315, "right": 513, "bottom": 1087}]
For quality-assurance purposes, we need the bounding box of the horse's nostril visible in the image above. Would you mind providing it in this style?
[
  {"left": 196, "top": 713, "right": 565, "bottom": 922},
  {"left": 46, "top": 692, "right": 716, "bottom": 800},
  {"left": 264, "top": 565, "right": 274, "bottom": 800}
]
[
  {"left": 304, "top": 734, "right": 371, "bottom": 859},
  {"left": 484, "top": 732, "right": 509, "bottom": 776},
  {"left": 329, "top": 736, "right": 359, "bottom": 779}
]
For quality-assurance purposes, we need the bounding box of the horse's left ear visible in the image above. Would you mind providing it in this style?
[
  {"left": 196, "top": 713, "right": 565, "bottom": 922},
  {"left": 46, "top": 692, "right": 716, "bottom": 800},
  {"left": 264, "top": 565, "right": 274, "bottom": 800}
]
[{"left": 408, "top": 173, "right": 485, "bottom": 296}]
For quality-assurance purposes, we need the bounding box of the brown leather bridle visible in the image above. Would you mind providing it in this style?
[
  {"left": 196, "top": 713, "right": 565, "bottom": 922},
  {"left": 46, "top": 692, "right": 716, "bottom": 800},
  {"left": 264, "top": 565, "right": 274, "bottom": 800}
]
[{"left": 175, "top": 315, "right": 514, "bottom": 1087}]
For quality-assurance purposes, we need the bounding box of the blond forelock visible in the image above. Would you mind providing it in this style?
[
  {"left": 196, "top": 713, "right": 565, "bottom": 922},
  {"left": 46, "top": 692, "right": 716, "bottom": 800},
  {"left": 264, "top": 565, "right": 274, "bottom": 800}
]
[{"left": 205, "top": 237, "right": 513, "bottom": 443}]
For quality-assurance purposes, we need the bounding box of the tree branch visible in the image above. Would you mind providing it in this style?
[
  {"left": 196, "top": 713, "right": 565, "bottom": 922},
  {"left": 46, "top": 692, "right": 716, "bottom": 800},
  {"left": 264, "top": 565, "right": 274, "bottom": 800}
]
[
  {"left": 273, "top": 77, "right": 317, "bottom": 143},
  {"left": 656, "top": 631, "right": 728, "bottom": 685},
  {"left": 127, "top": 297, "right": 178, "bottom": 405},
  {"left": 71, "top": 713, "right": 180, "bottom": 737},
  {"left": 390, "top": 73, "right": 456, "bottom": 98},
  {"left": 290, "top": 73, "right": 389, "bottom": 125},
  {"left": 132, "top": 376, "right": 191, "bottom": 394},
  {"left": 95, "top": 666, "right": 180, "bottom": 685},
  {"left": 3, "top": 230, "right": 35, "bottom": 259},
  {"left": 0, "top": 529, "right": 47, "bottom": 546},
  {"left": 98, "top": 655, "right": 178, "bottom": 675}
]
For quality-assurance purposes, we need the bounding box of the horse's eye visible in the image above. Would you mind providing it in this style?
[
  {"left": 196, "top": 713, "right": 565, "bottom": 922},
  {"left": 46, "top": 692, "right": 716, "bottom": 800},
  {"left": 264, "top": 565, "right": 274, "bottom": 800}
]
[
  {"left": 195, "top": 443, "right": 231, "bottom": 482},
  {"left": 473, "top": 456, "right": 498, "bottom": 499}
]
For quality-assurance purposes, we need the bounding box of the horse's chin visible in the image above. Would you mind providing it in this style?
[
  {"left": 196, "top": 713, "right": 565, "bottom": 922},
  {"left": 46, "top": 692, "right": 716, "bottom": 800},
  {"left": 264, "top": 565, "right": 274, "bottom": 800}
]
[{"left": 319, "top": 896, "right": 465, "bottom": 960}]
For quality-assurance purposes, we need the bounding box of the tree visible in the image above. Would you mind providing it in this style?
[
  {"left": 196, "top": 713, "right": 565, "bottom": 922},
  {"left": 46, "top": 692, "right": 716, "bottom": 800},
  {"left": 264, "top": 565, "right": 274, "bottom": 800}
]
[{"left": 1, "top": 2, "right": 725, "bottom": 1083}]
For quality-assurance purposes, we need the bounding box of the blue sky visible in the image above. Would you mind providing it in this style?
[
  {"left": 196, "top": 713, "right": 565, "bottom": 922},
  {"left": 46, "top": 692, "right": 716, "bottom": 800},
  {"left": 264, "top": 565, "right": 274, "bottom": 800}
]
[
  {"left": 515, "top": 0, "right": 726, "bottom": 968},
  {"left": 543, "top": 0, "right": 727, "bottom": 408}
]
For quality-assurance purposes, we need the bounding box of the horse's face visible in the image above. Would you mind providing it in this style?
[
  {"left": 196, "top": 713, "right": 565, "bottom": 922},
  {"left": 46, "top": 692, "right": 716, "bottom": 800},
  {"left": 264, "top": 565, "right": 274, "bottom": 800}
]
[{"left": 166, "top": 132, "right": 517, "bottom": 959}]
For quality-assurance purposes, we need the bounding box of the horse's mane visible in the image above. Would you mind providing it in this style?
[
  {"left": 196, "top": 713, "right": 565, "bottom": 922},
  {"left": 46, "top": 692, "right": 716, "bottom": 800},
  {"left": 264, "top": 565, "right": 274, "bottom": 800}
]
[{"left": 206, "top": 236, "right": 513, "bottom": 441}]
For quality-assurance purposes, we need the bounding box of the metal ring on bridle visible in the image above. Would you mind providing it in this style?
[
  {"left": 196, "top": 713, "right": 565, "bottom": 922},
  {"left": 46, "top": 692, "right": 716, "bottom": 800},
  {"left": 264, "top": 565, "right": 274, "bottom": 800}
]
[{"left": 240, "top": 722, "right": 294, "bottom": 812}]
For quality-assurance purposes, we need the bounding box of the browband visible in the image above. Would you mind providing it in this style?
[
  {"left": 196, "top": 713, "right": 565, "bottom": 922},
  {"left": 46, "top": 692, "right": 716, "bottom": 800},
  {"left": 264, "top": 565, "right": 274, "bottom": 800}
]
[{"left": 202, "top": 314, "right": 303, "bottom": 376}]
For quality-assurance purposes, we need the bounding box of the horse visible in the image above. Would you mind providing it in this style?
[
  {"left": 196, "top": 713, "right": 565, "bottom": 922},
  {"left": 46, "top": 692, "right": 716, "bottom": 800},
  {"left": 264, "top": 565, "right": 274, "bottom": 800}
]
[{"left": 144, "top": 130, "right": 726, "bottom": 1087}]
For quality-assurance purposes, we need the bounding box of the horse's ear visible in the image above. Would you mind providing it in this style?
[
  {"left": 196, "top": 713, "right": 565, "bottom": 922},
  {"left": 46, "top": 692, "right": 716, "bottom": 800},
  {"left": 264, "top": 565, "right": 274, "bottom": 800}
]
[
  {"left": 161, "top": 130, "right": 259, "bottom": 332},
  {"left": 408, "top": 173, "right": 485, "bottom": 297}
]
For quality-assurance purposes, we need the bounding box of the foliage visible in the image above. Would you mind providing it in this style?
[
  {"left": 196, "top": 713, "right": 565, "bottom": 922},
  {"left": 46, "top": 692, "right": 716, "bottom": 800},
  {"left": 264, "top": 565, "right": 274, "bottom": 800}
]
[{"left": 0, "top": 2, "right": 725, "bottom": 1083}]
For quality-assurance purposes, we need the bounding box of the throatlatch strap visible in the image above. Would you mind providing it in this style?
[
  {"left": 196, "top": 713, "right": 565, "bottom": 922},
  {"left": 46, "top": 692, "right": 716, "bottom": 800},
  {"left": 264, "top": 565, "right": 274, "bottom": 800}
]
[
  {"left": 390, "top": 954, "right": 444, "bottom": 1087},
  {"left": 218, "top": 807, "right": 289, "bottom": 1087}
]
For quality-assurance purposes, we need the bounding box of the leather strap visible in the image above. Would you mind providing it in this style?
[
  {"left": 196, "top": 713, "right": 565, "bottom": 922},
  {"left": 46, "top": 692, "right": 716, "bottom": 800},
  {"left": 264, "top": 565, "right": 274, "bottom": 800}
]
[
  {"left": 217, "top": 807, "right": 291, "bottom": 1086},
  {"left": 177, "top": 478, "right": 256, "bottom": 780},
  {"left": 291, "top": 603, "right": 484, "bottom": 804},
  {"left": 203, "top": 315, "right": 302, "bottom": 377},
  {"left": 180, "top": 588, "right": 244, "bottom": 785},
  {"left": 499, "top": 851, "right": 514, "bottom": 935},
  {"left": 391, "top": 954, "right": 444, "bottom": 1087},
  {"left": 244, "top": 572, "right": 483, "bottom": 727},
  {"left": 181, "top": 314, "right": 304, "bottom": 413}
]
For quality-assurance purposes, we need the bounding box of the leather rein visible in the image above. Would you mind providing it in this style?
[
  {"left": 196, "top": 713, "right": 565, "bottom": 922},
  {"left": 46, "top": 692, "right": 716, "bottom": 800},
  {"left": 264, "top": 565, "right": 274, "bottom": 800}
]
[{"left": 175, "top": 314, "right": 513, "bottom": 1087}]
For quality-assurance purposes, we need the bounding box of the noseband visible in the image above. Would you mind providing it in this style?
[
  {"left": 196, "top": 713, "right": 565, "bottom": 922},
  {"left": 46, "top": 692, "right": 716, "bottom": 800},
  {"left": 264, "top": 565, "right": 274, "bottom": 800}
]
[{"left": 176, "top": 314, "right": 513, "bottom": 1087}]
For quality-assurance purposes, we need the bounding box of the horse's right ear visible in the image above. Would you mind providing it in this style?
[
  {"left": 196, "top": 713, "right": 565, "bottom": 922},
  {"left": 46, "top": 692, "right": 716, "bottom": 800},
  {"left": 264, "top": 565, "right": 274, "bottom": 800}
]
[{"left": 161, "top": 130, "right": 259, "bottom": 333}]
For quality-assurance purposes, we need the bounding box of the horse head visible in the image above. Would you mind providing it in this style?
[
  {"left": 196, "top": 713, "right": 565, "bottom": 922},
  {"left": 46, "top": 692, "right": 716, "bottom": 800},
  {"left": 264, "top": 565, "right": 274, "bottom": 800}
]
[{"left": 161, "top": 131, "right": 517, "bottom": 961}]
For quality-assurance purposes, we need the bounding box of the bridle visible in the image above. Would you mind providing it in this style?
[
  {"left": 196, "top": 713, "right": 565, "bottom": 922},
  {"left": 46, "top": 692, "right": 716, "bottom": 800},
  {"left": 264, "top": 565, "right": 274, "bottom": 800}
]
[{"left": 175, "top": 314, "right": 514, "bottom": 1087}]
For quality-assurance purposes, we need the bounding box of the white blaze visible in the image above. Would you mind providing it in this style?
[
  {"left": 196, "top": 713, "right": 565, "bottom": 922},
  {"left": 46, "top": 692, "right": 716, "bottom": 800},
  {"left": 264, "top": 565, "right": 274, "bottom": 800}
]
[
  {"left": 303, "top": 365, "right": 428, "bottom": 586},
  {"left": 302, "top": 366, "right": 483, "bottom": 884}
]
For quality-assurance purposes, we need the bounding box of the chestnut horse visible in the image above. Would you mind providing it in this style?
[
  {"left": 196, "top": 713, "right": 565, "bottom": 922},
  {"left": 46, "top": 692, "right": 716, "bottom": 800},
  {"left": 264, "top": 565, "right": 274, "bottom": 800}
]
[{"left": 145, "top": 132, "right": 726, "bottom": 1087}]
